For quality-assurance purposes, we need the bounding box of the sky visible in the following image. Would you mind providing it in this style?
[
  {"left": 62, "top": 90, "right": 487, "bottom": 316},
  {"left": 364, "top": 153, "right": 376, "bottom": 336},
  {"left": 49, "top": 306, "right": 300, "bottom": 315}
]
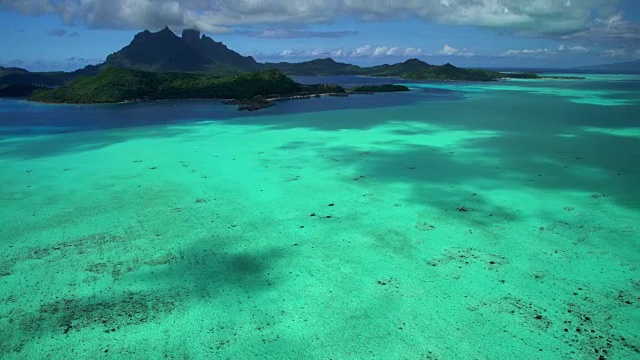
[{"left": 0, "top": 0, "right": 639, "bottom": 71}]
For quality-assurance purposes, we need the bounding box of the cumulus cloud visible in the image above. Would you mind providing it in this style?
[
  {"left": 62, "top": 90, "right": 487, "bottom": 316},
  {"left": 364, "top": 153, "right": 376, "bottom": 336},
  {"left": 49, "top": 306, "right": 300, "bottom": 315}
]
[
  {"left": 353, "top": 45, "right": 372, "bottom": 57},
  {"left": 439, "top": 44, "right": 458, "bottom": 56},
  {"left": 438, "top": 44, "right": 474, "bottom": 56},
  {"left": 505, "top": 44, "right": 594, "bottom": 57},
  {"left": 372, "top": 46, "right": 399, "bottom": 56},
  {"left": 279, "top": 49, "right": 296, "bottom": 57},
  {"left": 243, "top": 28, "right": 357, "bottom": 39},
  {"left": 501, "top": 48, "right": 551, "bottom": 56},
  {"left": 331, "top": 48, "right": 348, "bottom": 57},
  {"left": 557, "top": 44, "right": 589, "bottom": 53},
  {"left": 272, "top": 45, "right": 433, "bottom": 60},
  {"left": 403, "top": 47, "right": 425, "bottom": 56},
  {"left": 278, "top": 48, "right": 329, "bottom": 58},
  {"left": 0, "top": 0, "right": 625, "bottom": 37}
]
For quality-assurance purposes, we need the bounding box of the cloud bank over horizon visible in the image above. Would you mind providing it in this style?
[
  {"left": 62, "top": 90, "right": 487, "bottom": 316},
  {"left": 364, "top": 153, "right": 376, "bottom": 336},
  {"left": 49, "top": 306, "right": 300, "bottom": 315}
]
[
  {"left": 0, "top": 0, "right": 628, "bottom": 39},
  {"left": 1, "top": 0, "right": 638, "bottom": 71}
]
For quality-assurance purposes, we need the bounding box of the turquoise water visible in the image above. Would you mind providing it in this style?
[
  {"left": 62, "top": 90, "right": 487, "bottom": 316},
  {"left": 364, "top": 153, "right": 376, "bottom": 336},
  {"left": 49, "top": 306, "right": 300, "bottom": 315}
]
[{"left": 0, "top": 75, "right": 639, "bottom": 358}]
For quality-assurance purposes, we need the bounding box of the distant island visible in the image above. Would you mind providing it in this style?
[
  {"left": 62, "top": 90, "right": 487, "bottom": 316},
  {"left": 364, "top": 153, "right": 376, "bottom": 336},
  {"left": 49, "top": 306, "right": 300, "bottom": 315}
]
[
  {"left": 347, "top": 85, "right": 410, "bottom": 93},
  {"left": 265, "top": 58, "right": 502, "bottom": 81},
  {"left": 575, "top": 59, "right": 640, "bottom": 73},
  {"left": 500, "top": 72, "right": 585, "bottom": 80},
  {"left": 0, "top": 27, "right": 583, "bottom": 110}
]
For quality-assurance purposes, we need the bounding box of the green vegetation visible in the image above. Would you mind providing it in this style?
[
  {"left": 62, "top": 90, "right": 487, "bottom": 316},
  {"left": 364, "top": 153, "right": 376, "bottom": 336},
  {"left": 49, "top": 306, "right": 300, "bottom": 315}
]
[
  {"left": 499, "top": 72, "right": 540, "bottom": 79},
  {"left": 0, "top": 84, "right": 47, "bottom": 97},
  {"left": 267, "top": 58, "right": 502, "bottom": 81},
  {"left": 362, "top": 60, "right": 501, "bottom": 81},
  {"left": 347, "top": 84, "right": 410, "bottom": 93},
  {"left": 28, "top": 67, "right": 345, "bottom": 104},
  {"left": 5, "top": 27, "right": 584, "bottom": 105},
  {"left": 498, "top": 72, "right": 585, "bottom": 80},
  {"left": 0, "top": 65, "right": 100, "bottom": 87},
  {"left": 362, "top": 59, "right": 497, "bottom": 80},
  {"left": 265, "top": 58, "right": 362, "bottom": 76}
]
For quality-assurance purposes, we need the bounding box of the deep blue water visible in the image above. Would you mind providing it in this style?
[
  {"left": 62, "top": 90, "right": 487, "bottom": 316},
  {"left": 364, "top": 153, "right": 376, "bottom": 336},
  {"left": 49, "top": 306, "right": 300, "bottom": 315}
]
[
  {"left": 1, "top": 74, "right": 638, "bottom": 136},
  {"left": 0, "top": 76, "right": 464, "bottom": 136}
]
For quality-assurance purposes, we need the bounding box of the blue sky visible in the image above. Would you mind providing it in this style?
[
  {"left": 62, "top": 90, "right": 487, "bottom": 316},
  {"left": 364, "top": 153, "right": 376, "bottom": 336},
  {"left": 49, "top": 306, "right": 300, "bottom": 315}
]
[{"left": 1, "top": 0, "right": 639, "bottom": 71}]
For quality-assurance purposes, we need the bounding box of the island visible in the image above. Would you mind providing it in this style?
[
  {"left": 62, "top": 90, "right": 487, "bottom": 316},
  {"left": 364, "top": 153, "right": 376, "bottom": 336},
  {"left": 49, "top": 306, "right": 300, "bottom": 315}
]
[
  {"left": 500, "top": 72, "right": 585, "bottom": 80},
  {"left": 27, "top": 67, "right": 348, "bottom": 110},
  {"left": 24, "top": 68, "right": 416, "bottom": 110},
  {"left": 1, "top": 28, "right": 584, "bottom": 89},
  {"left": 347, "top": 84, "right": 410, "bottom": 94},
  {"left": 0, "top": 27, "right": 584, "bottom": 110}
]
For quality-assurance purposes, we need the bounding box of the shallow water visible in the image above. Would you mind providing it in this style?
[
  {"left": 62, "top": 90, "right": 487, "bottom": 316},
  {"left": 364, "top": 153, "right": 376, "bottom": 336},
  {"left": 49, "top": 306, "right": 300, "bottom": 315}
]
[{"left": 0, "top": 75, "right": 639, "bottom": 358}]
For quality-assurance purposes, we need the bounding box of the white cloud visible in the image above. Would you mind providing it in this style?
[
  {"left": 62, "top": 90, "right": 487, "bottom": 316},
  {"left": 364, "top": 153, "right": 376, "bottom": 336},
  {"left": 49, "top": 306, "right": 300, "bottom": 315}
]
[
  {"left": 438, "top": 44, "right": 475, "bottom": 56},
  {"left": 279, "top": 48, "right": 329, "bottom": 57},
  {"left": 403, "top": 47, "right": 425, "bottom": 56},
  {"left": 501, "top": 48, "right": 551, "bottom": 56},
  {"left": 309, "top": 48, "right": 326, "bottom": 56},
  {"left": 372, "top": 46, "right": 399, "bottom": 56},
  {"left": 331, "top": 48, "right": 347, "bottom": 57},
  {"left": 271, "top": 45, "right": 430, "bottom": 59},
  {"left": 352, "top": 45, "right": 372, "bottom": 57},
  {"left": 0, "top": 0, "right": 624, "bottom": 37},
  {"left": 570, "top": 45, "right": 588, "bottom": 52},
  {"left": 440, "top": 44, "right": 458, "bottom": 55},
  {"left": 279, "top": 49, "right": 296, "bottom": 57},
  {"left": 557, "top": 44, "right": 589, "bottom": 53}
]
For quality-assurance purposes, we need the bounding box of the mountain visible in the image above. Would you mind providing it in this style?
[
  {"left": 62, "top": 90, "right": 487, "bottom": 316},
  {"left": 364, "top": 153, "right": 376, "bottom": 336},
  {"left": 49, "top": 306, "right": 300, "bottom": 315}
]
[
  {"left": 264, "top": 58, "right": 362, "bottom": 76},
  {"left": 0, "top": 66, "right": 31, "bottom": 76},
  {"left": 1, "top": 27, "right": 262, "bottom": 86},
  {"left": 2, "top": 26, "right": 547, "bottom": 88},
  {"left": 576, "top": 59, "right": 640, "bottom": 72},
  {"left": 104, "top": 27, "right": 261, "bottom": 74},
  {"left": 264, "top": 58, "right": 500, "bottom": 81},
  {"left": 362, "top": 59, "right": 499, "bottom": 81},
  {"left": 0, "top": 65, "right": 100, "bottom": 86}
]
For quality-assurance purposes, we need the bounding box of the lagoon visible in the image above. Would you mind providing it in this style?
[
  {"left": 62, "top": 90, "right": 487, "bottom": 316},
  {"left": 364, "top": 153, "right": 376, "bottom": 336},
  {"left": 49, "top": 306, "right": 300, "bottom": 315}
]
[{"left": 0, "top": 75, "right": 638, "bottom": 358}]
